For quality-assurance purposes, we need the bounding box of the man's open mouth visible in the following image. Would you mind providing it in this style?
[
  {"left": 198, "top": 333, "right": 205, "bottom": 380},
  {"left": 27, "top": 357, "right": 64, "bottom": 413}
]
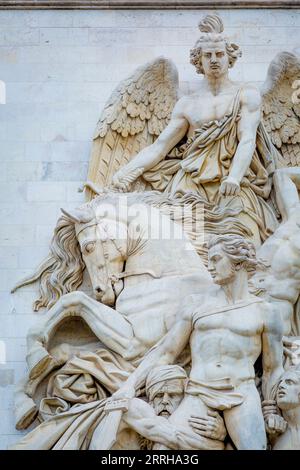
[{"left": 159, "top": 410, "right": 170, "bottom": 417}]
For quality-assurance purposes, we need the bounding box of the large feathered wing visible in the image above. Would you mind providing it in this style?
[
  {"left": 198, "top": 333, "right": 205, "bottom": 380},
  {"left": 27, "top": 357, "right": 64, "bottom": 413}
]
[
  {"left": 261, "top": 51, "right": 300, "bottom": 168},
  {"left": 86, "top": 57, "right": 179, "bottom": 197}
]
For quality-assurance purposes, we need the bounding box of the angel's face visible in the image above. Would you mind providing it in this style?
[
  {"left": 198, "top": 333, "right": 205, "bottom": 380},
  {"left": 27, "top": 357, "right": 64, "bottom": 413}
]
[{"left": 201, "top": 41, "right": 229, "bottom": 79}]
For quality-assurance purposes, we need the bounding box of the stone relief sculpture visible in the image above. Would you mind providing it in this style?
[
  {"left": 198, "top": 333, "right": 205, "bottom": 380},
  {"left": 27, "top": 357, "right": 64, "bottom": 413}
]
[
  {"left": 108, "top": 234, "right": 285, "bottom": 450},
  {"left": 269, "top": 365, "right": 300, "bottom": 449},
  {"left": 10, "top": 14, "right": 300, "bottom": 450}
]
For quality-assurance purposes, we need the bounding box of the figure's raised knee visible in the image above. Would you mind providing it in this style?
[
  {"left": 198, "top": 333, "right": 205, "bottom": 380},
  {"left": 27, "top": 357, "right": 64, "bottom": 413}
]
[{"left": 27, "top": 322, "right": 45, "bottom": 342}]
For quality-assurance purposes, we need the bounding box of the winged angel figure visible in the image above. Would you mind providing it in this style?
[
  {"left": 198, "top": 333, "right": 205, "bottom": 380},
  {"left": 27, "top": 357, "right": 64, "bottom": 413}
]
[{"left": 87, "top": 14, "right": 300, "bottom": 251}]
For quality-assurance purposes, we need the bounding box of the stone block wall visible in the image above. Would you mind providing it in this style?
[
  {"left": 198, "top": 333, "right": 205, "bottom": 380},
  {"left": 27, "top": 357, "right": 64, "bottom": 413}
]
[{"left": 0, "top": 8, "right": 299, "bottom": 449}]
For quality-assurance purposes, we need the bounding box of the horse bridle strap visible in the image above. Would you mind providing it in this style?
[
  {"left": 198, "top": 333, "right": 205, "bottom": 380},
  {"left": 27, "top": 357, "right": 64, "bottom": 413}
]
[
  {"left": 115, "top": 267, "right": 201, "bottom": 281},
  {"left": 75, "top": 220, "right": 100, "bottom": 237},
  {"left": 116, "top": 269, "right": 162, "bottom": 280}
]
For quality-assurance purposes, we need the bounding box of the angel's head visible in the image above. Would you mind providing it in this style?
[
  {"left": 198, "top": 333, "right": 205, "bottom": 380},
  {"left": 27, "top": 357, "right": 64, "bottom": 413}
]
[{"left": 190, "top": 15, "right": 242, "bottom": 78}]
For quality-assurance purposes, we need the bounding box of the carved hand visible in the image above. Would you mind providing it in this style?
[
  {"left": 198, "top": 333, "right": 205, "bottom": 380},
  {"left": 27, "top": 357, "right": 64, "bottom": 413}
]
[
  {"left": 188, "top": 410, "right": 227, "bottom": 441},
  {"left": 264, "top": 413, "right": 287, "bottom": 435},
  {"left": 263, "top": 399, "right": 287, "bottom": 436},
  {"left": 111, "top": 166, "right": 144, "bottom": 192},
  {"left": 219, "top": 176, "right": 241, "bottom": 197}
]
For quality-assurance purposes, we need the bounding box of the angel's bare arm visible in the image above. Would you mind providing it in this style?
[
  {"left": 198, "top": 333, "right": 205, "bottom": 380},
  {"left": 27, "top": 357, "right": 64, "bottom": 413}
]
[
  {"left": 114, "top": 98, "right": 189, "bottom": 175},
  {"left": 232, "top": 86, "right": 261, "bottom": 181},
  {"left": 220, "top": 86, "right": 261, "bottom": 196}
]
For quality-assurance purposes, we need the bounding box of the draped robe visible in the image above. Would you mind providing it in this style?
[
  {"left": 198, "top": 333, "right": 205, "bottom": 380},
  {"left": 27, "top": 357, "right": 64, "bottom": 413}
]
[{"left": 143, "top": 89, "right": 279, "bottom": 243}]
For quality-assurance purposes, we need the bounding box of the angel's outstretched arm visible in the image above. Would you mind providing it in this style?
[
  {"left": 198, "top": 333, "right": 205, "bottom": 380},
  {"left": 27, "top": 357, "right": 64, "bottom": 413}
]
[{"left": 114, "top": 99, "right": 189, "bottom": 176}]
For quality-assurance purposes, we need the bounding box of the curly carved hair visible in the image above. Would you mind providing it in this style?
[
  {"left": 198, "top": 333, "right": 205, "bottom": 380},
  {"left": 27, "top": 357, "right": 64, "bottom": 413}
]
[
  {"left": 190, "top": 14, "right": 242, "bottom": 75},
  {"left": 208, "top": 234, "right": 258, "bottom": 273}
]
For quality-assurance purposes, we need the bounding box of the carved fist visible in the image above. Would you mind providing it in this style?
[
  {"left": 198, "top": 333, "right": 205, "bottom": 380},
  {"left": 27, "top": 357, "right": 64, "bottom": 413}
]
[
  {"left": 111, "top": 171, "right": 133, "bottom": 192},
  {"left": 219, "top": 176, "right": 241, "bottom": 197},
  {"left": 111, "top": 167, "right": 144, "bottom": 192},
  {"left": 264, "top": 413, "right": 287, "bottom": 435},
  {"left": 188, "top": 410, "right": 227, "bottom": 441}
]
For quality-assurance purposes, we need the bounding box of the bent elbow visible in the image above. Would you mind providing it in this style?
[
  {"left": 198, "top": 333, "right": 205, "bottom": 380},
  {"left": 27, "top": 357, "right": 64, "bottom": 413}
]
[{"left": 160, "top": 350, "right": 176, "bottom": 366}]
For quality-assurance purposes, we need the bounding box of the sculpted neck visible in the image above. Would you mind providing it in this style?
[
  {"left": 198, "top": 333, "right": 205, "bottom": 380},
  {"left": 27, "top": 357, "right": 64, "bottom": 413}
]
[
  {"left": 125, "top": 209, "right": 206, "bottom": 278},
  {"left": 221, "top": 270, "right": 251, "bottom": 304},
  {"left": 202, "top": 73, "right": 232, "bottom": 96},
  {"left": 282, "top": 406, "right": 300, "bottom": 428}
]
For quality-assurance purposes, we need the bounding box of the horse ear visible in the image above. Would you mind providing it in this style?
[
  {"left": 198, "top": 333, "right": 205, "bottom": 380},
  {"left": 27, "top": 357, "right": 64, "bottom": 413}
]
[{"left": 61, "top": 206, "right": 94, "bottom": 223}]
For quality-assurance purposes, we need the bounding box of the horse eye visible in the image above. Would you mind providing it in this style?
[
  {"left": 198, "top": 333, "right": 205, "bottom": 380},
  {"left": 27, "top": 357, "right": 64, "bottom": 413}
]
[{"left": 85, "top": 242, "right": 96, "bottom": 254}]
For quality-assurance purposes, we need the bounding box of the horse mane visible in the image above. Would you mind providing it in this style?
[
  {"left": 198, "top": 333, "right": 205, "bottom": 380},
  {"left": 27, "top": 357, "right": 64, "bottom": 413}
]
[{"left": 12, "top": 215, "right": 85, "bottom": 311}]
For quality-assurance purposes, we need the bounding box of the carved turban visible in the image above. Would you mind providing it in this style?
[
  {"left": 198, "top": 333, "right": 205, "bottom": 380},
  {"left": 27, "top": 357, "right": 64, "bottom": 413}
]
[{"left": 145, "top": 365, "right": 187, "bottom": 402}]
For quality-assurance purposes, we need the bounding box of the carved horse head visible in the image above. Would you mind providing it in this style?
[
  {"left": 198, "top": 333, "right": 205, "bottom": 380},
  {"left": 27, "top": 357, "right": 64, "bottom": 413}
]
[{"left": 61, "top": 203, "right": 128, "bottom": 306}]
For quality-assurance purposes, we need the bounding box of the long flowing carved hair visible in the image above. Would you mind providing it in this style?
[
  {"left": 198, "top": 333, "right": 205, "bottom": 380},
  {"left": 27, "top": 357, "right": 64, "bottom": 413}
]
[{"left": 12, "top": 215, "right": 84, "bottom": 311}]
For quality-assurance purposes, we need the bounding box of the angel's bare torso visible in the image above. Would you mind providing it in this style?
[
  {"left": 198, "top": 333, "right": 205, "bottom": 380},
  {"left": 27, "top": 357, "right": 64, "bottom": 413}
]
[
  {"left": 177, "top": 82, "right": 243, "bottom": 137},
  {"left": 112, "top": 74, "right": 262, "bottom": 203}
]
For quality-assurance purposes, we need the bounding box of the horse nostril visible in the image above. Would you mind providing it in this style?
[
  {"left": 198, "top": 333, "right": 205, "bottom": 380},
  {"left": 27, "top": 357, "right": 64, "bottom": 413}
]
[{"left": 95, "top": 287, "right": 102, "bottom": 294}]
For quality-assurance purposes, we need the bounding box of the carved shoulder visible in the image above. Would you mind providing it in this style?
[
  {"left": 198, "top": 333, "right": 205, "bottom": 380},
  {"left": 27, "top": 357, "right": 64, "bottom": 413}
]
[
  {"left": 262, "top": 301, "right": 284, "bottom": 337},
  {"left": 180, "top": 294, "right": 199, "bottom": 323},
  {"left": 240, "top": 84, "right": 262, "bottom": 113},
  {"left": 171, "top": 94, "right": 189, "bottom": 118}
]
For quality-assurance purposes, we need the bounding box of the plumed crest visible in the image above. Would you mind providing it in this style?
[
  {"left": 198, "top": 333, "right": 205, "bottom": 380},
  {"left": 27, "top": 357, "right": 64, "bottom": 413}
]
[
  {"left": 87, "top": 57, "right": 179, "bottom": 197},
  {"left": 198, "top": 14, "right": 224, "bottom": 34},
  {"left": 261, "top": 51, "right": 300, "bottom": 167}
]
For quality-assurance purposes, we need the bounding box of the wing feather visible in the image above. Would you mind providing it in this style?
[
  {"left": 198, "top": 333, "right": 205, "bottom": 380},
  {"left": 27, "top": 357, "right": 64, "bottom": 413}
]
[
  {"left": 87, "top": 57, "right": 178, "bottom": 197},
  {"left": 261, "top": 51, "right": 300, "bottom": 168}
]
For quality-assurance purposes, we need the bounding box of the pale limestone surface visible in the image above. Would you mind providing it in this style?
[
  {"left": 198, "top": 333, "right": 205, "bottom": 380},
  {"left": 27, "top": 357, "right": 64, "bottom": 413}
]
[
  {"left": 112, "top": 233, "right": 284, "bottom": 450},
  {"left": 1, "top": 9, "right": 300, "bottom": 449},
  {"left": 272, "top": 366, "right": 300, "bottom": 449}
]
